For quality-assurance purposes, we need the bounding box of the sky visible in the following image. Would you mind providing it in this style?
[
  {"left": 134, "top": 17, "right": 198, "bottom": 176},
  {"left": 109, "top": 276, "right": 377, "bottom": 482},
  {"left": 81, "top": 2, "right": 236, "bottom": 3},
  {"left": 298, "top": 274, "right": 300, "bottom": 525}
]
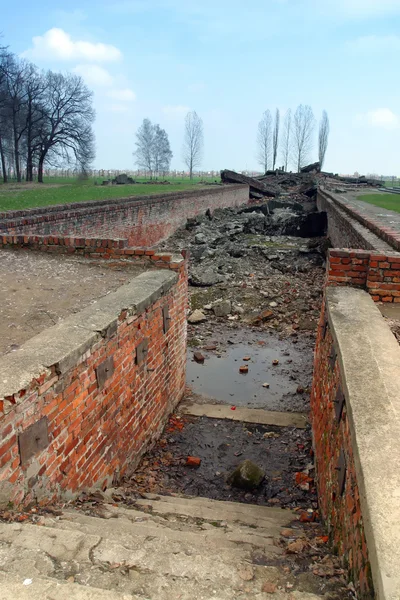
[{"left": 2, "top": 0, "right": 400, "bottom": 175}]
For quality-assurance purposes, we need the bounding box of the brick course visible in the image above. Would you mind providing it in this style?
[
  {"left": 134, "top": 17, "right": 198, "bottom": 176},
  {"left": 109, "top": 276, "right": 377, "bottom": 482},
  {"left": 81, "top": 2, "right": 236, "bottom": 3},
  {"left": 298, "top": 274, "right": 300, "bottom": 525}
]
[{"left": 327, "top": 248, "right": 400, "bottom": 302}]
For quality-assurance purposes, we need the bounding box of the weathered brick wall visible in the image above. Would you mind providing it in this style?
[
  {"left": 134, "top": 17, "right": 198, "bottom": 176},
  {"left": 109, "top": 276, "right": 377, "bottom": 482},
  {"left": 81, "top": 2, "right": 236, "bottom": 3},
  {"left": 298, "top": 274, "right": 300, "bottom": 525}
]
[
  {"left": 0, "top": 263, "right": 187, "bottom": 507},
  {"left": 327, "top": 248, "right": 400, "bottom": 302},
  {"left": 317, "top": 191, "right": 378, "bottom": 250},
  {"left": 0, "top": 185, "right": 249, "bottom": 247},
  {"left": 311, "top": 301, "right": 373, "bottom": 599}
]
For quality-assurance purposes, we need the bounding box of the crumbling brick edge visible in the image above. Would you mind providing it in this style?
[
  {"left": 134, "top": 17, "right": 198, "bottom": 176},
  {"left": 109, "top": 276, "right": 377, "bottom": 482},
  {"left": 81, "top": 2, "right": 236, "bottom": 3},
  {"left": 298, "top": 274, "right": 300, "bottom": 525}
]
[
  {"left": 0, "top": 253, "right": 188, "bottom": 507},
  {"left": 327, "top": 248, "right": 400, "bottom": 302}
]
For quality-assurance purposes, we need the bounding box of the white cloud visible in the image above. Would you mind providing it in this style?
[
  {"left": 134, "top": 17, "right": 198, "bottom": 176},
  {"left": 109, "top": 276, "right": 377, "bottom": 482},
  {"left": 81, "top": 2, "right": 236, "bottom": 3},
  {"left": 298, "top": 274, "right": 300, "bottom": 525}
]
[
  {"left": 107, "top": 88, "right": 136, "bottom": 101},
  {"left": 347, "top": 34, "right": 400, "bottom": 52},
  {"left": 108, "top": 103, "right": 130, "bottom": 113},
  {"left": 73, "top": 64, "right": 114, "bottom": 86},
  {"left": 22, "top": 28, "right": 122, "bottom": 62},
  {"left": 162, "top": 105, "right": 190, "bottom": 117},
  {"left": 357, "top": 109, "right": 400, "bottom": 130}
]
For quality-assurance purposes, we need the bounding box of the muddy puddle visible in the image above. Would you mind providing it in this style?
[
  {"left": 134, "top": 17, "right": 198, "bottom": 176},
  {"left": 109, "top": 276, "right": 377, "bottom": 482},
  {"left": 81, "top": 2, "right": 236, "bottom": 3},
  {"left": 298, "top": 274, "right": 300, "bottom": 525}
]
[{"left": 187, "top": 331, "right": 313, "bottom": 411}]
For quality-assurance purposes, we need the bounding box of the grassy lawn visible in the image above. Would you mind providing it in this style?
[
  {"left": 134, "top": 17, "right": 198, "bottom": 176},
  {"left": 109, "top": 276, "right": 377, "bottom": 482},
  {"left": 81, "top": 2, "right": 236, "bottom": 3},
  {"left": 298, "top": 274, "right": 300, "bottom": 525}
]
[
  {"left": 358, "top": 193, "right": 400, "bottom": 213},
  {"left": 0, "top": 176, "right": 220, "bottom": 212}
]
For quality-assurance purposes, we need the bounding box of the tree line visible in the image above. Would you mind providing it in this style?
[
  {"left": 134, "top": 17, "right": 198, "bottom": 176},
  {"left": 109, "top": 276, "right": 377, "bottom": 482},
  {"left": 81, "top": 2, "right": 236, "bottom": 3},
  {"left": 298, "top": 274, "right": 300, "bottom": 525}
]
[
  {"left": 134, "top": 110, "right": 204, "bottom": 179},
  {"left": 257, "top": 105, "right": 330, "bottom": 174},
  {"left": 0, "top": 44, "right": 95, "bottom": 183}
]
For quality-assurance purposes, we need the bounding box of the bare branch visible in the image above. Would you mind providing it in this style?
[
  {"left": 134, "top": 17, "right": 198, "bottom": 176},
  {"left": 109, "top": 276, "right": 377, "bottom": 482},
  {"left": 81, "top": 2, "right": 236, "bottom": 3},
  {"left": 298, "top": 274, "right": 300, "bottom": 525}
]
[
  {"left": 257, "top": 110, "right": 272, "bottom": 173},
  {"left": 272, "top": 108, "right": 280, "bottom": 170},
  {"left": 280, "top": 109, "right": 291, "bottom": 172},
  {"left": 318, "top": 110, "right": 329, "bottom": 169},
  {"left": 292, "top": 104, "right": 315, "bottom": 172},
  {"left": 183, "top": 111, "right": 203, "bottom": 179}
]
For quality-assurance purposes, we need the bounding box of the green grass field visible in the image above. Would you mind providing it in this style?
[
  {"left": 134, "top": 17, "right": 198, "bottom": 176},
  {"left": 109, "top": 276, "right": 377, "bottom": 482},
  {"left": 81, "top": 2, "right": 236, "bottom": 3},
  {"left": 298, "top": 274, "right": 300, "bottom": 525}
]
[
  {"left": 358, "top": 193, "right": 400, "bottom": 213},
  {"left": 0, "top": 176, "right": 220, "bottom": 212}
]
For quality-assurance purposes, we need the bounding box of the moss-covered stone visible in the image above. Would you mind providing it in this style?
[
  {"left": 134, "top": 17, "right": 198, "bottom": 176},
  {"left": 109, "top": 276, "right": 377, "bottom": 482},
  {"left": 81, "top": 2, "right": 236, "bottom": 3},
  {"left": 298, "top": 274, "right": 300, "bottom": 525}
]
[{"left": 227, "top": 460, "right": 265, "bottom": 490}]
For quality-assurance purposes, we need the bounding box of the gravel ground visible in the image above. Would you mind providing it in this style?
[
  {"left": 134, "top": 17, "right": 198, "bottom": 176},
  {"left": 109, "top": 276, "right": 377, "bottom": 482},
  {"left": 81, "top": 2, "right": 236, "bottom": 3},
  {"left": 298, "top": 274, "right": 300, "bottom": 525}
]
[{"left": 0, "top": 249, "right": 142, "bottom": 356}]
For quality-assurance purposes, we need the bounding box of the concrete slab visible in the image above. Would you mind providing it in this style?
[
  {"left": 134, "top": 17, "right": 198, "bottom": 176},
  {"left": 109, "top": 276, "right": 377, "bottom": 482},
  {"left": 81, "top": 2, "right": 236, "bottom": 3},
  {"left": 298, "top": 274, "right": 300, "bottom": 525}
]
[
  {"left": 0, "top": 572, "right": 135, "bottom": 600},
  {"left": 180, "top": 402, "right": 308, "bottom": 428}
]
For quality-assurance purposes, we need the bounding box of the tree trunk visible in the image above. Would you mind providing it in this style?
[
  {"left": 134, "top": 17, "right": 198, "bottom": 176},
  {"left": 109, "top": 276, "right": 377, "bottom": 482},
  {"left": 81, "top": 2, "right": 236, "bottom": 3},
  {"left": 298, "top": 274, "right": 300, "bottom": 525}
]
[
  {"left": 0, "top": 135, "right": 7, "bottom": 183},
  {"left": 38, "top": 156, "right": 44, "bottom": 183},
  {"left": 26, "top": 149, "right": 33, "bottom": 181},
  {"left": 13, "top": 135, "right": 21, "bottom": 182}
]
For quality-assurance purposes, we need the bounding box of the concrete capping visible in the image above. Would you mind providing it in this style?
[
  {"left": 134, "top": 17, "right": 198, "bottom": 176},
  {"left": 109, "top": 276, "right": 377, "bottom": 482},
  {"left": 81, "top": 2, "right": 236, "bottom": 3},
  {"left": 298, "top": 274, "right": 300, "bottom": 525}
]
[
  {"left": 326, "top": 286, "right": 400, "bottom": 600},
  {"left": 319, "top": 188, "right": 395, "bottom": 252},
  {"left": 0, "top": 270, "right": 178, "bottom": 399},
  {"left": 0, "top": 184, "right": 247, "bottom": 224}
]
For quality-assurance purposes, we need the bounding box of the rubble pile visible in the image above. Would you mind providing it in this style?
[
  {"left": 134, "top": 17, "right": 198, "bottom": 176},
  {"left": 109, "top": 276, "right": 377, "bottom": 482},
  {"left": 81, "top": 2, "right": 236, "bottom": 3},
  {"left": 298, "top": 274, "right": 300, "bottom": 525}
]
[
  {"left": 160, "top": 194, "right": 327, "bottom": 335},
  {"left": 222, "top": 165, "right": 382, "bottom": 202}
]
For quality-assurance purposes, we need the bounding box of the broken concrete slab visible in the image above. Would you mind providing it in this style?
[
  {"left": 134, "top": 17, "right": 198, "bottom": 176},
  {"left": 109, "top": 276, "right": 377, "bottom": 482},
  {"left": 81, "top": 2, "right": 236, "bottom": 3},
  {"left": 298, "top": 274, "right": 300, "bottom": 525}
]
[{"left": 179, "top": 403, "right": 308, "bottom": 428}]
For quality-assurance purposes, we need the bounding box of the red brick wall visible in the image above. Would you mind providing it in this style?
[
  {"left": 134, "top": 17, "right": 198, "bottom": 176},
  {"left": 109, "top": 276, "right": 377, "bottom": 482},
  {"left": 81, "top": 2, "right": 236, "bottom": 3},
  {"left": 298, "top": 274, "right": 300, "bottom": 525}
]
[
  {"left": 327, "top": 248, "right": 400, "bottom": 302},
  {"left": 0, "top": 261, "right": 187, "bottom": 507},
  {"left": 0, "top": 185, "right": 249, "bottom": 247},
  {"left": 311, "top": 303, "right": 374, "bottom": 599}
]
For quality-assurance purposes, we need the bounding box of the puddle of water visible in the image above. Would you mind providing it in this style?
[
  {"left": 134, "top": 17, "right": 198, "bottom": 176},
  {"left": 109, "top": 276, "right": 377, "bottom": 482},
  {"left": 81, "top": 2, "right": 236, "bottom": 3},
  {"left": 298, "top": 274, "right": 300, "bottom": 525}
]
[{"left": 186, "top": 342, "right": 307, "bottom": 410}]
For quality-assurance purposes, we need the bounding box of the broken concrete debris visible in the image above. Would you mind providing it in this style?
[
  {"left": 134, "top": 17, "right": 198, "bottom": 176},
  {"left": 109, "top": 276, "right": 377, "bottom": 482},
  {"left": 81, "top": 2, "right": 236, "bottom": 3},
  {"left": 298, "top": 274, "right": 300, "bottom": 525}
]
[
  {"left": 228, "top": 459, "right": 265, "bottom": 490},
  {"left": 188, "top": 309, "right": 207, "bottom": 324},
  {"left": 221, "top": 169, "right": 280, "bottom": 197},
  {"left": 213, "top": 299, "right": 231, "bottom": 317}
]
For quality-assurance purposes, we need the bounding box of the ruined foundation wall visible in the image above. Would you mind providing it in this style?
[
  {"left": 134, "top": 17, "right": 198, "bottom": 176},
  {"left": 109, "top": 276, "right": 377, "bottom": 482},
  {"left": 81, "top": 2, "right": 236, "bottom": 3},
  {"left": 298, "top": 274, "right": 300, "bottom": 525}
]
[
  {"left": 327, "top": 248, "right": 400, "bottom": 303},
  {"left": 317, "top": 189, "right": 391, "bottom": 251},
  {"left": 311, "top": 286, "right": 400, "bottom": 600},
  {"left": 0, "top": 184, "right": 249, "bottom": 247},
  {"left": 0, "top": 261, "right": 187, "bottom": 507}
]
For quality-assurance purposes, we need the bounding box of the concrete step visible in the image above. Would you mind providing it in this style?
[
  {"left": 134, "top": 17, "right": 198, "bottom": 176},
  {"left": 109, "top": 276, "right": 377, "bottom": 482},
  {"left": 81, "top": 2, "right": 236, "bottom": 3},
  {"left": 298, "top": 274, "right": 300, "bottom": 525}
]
[
  {"left": 131, "top": 492, "right": 296, "bottom": 529},
  {"left": 0, "top": 571, "right": 329, "bottom": 600},
  {"left": 48, "top": 505, "right": 285, "bottom": 553},
  {"left": 180, "top": 402, "right": 308, "bottom": 428},
  {"left": 0, "top": 495, "right": 330, "bottom": 599},
  {"left": 0, "top": 571, "right": 135, "bottom": 600}
]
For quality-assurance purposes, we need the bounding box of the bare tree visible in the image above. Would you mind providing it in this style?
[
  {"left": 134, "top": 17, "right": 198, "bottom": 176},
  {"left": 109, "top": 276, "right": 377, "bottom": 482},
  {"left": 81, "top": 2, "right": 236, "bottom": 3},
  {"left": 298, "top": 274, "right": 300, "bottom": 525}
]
[
  {"left": 2, "top": 55, "right": 30, "bottom": 182},
  {"left": 35, "top": 71, "right": 95, "bottom": 183},
  {"left": 24, "top": 63, "right": 45, "bottom": 181},
  {"left": 257, "top": 110, "right": 272, "bottom": 173},
  {"left": 280, "top": 109, "right": 291, "bottom": 172},
  {"left": 318, "top": 110, "right": 329, "bottom": 169},
  {"left": 183, "top": 111, "right": 203, "bottom": 179},
  {"left": 153, "top": 125, "right": 172, "bottom": 176},
  {"left": 292, "top": 105, "right": 315, "bottom": 172},
  {"left": 135, "top": 118, "right": 154, "bottom": 177},
  {"left": 272, "top": 108, "right": 280, "bottom": 170},
  {"left": 0, "top": 46, "right": 10, "bottom": 182}
]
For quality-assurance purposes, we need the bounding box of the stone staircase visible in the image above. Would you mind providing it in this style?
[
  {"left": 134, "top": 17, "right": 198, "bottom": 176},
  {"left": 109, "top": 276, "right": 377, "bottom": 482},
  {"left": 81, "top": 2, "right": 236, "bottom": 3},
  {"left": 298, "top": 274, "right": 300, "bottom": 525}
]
[{"left": 0, "top": 494, "right": 340, "bottom": 599}]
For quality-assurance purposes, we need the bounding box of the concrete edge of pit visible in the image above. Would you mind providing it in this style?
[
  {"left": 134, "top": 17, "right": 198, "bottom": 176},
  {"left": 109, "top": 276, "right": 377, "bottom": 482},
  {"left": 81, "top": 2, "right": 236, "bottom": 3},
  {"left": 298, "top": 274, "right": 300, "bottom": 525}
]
[{"left": 326, "top": 286, "right": 400, "bottom": 600}]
